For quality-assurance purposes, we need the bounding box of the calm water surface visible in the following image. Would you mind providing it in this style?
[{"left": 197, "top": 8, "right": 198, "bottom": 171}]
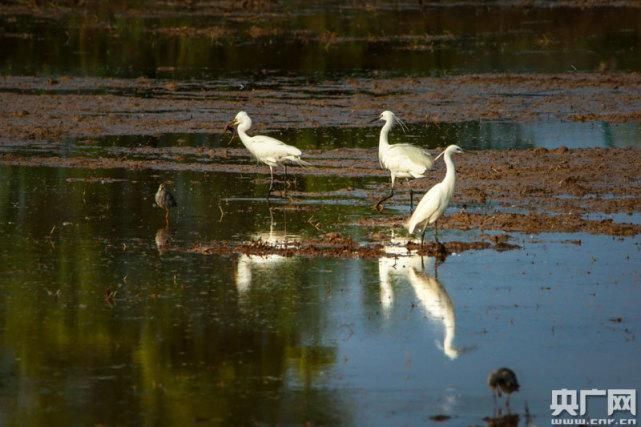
[
  {"left": 1, "top": 3, "right": 641, "bottom": 78},
  {"left": 105, "top": 121, "right": 641, "bottom": 150},
  {"left": 2, "top": 120, "right": 640, "bottom": 155},
  {"left": 0, "top": 165, "right": 640, "bottom": 425}
]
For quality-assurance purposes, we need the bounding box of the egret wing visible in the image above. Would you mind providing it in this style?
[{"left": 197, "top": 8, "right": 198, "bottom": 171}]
[
  {"left": 385, "top": 144, "right": 433, "bottom": 176},
  {"left": 411, "top": 183, "right": 443, "bottom": 226},
  {"left": 251, "top": 135, "right": 303, "bottom": 159}
]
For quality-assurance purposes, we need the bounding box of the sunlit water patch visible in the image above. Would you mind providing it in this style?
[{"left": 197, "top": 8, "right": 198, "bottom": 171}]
[{"left": 0, "top": 160, "right": 640, "bottom": 425}]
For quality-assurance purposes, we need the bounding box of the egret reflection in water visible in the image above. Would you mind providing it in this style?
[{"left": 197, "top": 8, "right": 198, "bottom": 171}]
[
  {"left": 377, "top": 238, "right": 464, "bottom": 360},
  {"left": 235, "top": 208, "right": 299, "bottom": 295},
  {"left": 407, "top": 260, "right": 461, "bottom": 360},
  {"left": 378, "top": 234, "right": 424, "bottom": 315}
]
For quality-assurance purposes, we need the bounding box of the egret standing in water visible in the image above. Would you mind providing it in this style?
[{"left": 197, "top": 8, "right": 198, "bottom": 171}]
[
  {"left": 488, "top": 367, "right": 520, "bottom": 409},
  {"left": 226, "top": 111, "right": 310, "bottom": 198},
  {"left": 406, "top": 144, "right": 464, "bottom": 245},
  {"left": 155, "top": 183, "right": 177, "bottom": 227},
  {"left": 373, "top": 110, "right": 434, "bottom": 211}
]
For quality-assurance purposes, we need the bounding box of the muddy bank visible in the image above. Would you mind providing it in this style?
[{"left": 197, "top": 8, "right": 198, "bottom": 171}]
[
  {"left": 2, "top": 145, "right": 640, "bottom": 236},
  {"left": 359, "top": 212, "right": 641, "bottom": 237},
  {"left": 179, "top": 236, "right": 499, "bottom": 260},
  {"left": 1, "top": 73, "right": 641, "bottom": 141}
]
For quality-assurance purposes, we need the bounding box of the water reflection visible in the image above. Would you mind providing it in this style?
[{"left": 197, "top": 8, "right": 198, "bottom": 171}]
[
  {"left": 378, "top": 240, "right": 462, "bottom": 360},
  {"left": 407, "top": 261, "right": 462, "bottom": 360},
  {"left": 2, "top": 164, "right": 641, "bottom": 425},
  {"left": 1, "top": 4, "right": 640, "bottom": 77},
  {"left": 235, "top": 208, "right": 299, "bottom": 296},
  {"left": 88, "top": 121, "right": 641, "bottom": 151},
  {"left": 154, "top": 227, "right": 171, "bottom": 255},
  {"left": 378, "top": 234, "right": 423, "bottom": 315}
]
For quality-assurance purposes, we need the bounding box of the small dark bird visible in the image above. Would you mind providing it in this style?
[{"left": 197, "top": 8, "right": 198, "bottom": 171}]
[
  {"left": 488, "top": 367, "right": 520, "bottom": 409},
  {"left": 155, "top": 183, "right": 177, "bottom": 226}
]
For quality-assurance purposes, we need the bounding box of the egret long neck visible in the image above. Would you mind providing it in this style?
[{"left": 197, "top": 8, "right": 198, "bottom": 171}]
[
  {"left": 443, "top": 151, "right": 457, "bottom": 193},
  {"left": 379, "top": 120, "right": 393, "bottom": 150},
  {"left": 442, "top": 295, "right": 457, "bottom": 359},
  {"left": 236, "top": 122, "right": 253, "bottom": 148},
  {"left": 378, "top": 120, "right": 393, "bottom": 163},
  {"left": 443, "top": 320, "right": 458, "bottom": 360}
]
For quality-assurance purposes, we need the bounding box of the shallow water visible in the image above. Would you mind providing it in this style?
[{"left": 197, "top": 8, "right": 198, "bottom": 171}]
[
  {"left": 2, "top": 120, "right": 639, "bottom": 157},
  {"left": 98, "top": 121, "right": 641, "bottom": 150},
  {"left": 0, "top": 165, "right": 640, "bottom": 425},
  {"left": 1, "top": 3, "right": 641, "bottom": 78}
]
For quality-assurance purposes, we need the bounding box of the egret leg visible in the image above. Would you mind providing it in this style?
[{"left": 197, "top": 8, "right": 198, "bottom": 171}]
[
  {"left": 434, "top": 256, "right": 439, "bottom": 277},
  {"left": 434, "top": 221, "right": 440, "bottom": 243},
  {"left": 375, "top": 181, "right": 395, "bottom": 212},
  {"left": 267, "top": 166, "right": 274, "bottom": 199},
  {"left": 420, "top": 227, "right": 426, "bottom": 248},
  {"left": 410, "top": 188, "right": 414, "bottom": 212},
  {"left": 284, "top": 165, "right": 290, "bottom": 192}
]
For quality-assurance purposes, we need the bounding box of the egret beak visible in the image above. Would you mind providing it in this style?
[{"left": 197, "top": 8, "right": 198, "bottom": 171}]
[
  {"left": 369, "top": 117, "right": 380, "bottom": 124},
  {"left": 434, "top": 150, "right": 445, "bottom": 162}
]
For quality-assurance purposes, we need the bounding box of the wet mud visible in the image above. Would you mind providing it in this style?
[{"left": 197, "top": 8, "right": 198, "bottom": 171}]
[
  {"left": 2, "top": 73, "right": 641, "bottom": 141},
  {"left": 180, "top": 235, "right": 499, "bottom": 260},
  {"left": 2, "top": 144, "right": 640, "bottom": 237}
]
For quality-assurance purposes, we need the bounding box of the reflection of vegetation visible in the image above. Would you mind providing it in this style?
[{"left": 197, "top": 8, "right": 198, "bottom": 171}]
[
  {"left": 278, "top": 122, "right": 535, "bottom": 151},
  {"left": 1, "top": 4, "right": 640, "bottom": 76},
  {"left": 286, "top": 345, "right": 335, "bottom": 388},
  {"left": 0, "top": 165, "right": 346, "bottom": 424}
]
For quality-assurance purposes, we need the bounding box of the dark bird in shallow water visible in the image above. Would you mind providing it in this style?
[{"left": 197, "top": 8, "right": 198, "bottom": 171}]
[
  {"left": 155, "top": 183, "right": 177, "bottom": 226},
  {"left": 488, "top": 367, "right": 520, "bottom": 409}
]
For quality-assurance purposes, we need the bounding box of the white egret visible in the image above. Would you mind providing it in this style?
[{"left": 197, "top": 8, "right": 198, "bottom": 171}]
[
  {"left": 488, "top": 367, "right": 520, "bottom": 409},
  {"left": 373, "top": 110, "right": 434, "bottom": 211},
  {"left": 405, "top": 145, "right": 463, "bottom": 245},
  {"left": 406, "top": 144, "right": 464, "bottom": 245},
  {"left": 226, "top": 111, "right": 310, "bottom": 198}
]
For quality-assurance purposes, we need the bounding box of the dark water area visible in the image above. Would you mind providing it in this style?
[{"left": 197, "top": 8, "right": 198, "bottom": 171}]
[
  {"left": 0, "top": 165, "right": 640, "bottom": 425},
  {"left": 98, "top": 121, "right": 641, "bottom": 150},
  {"left": 1, "top": 3, "right": 641, "bottom": 79},
  {"left": 22, "top": 120, "right": 641, "bottom": 151}
]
